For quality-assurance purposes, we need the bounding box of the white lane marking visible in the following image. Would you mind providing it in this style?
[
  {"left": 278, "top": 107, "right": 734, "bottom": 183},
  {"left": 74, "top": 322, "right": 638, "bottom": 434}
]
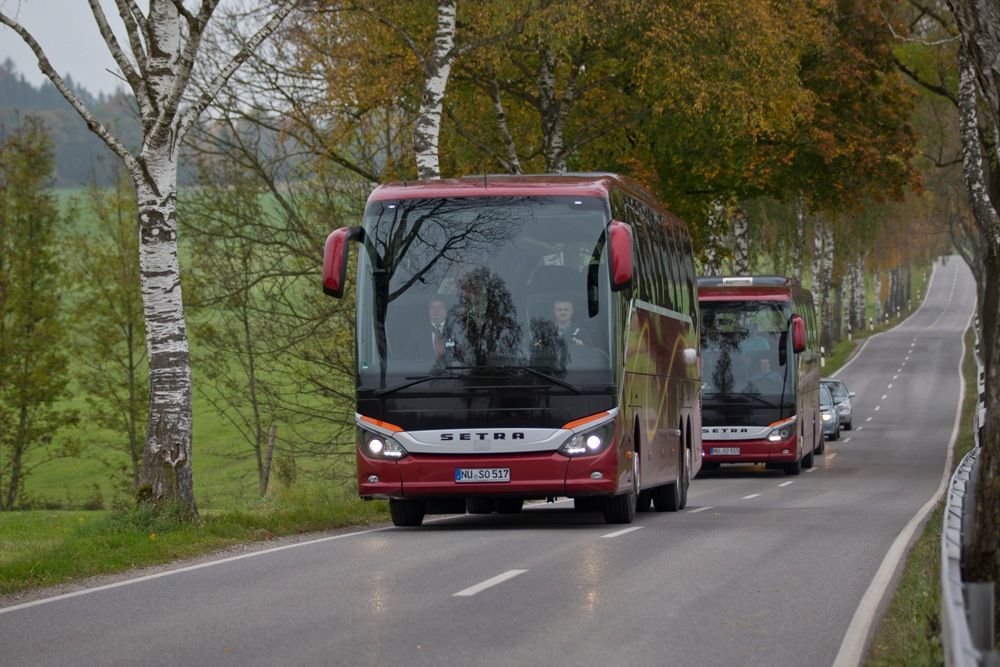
[
  {"left": 893, "top": 374, "right": 899, "bottom": 380},
  {"left": 887, "top": 384, "right": 893, "bottom": 389},
  {"left": 833, "top": 298, "right": 973, "bottom": 667},
  {"left": 826, "top": 452, "right": 839, "bottom": 460},
  {"left": 601, "top": 526, "right": 643, "bottom": 539},
  {"left": 856, "top": 426, "right": 864, "bottom": 431},
  {"left": 897, "top": 368, "right": 903, "bottom": 373},
  {"left": 742, "top": 494, "right": 760, "bottom": 500},
  {"left": 881, "top": 394, "right": 888, "bottom": 400},
  {"left": 687, "top": 506, "right": 713, "bottom": 514},
  {"left": 905, "top": 355, "right": 910, "bottom": 361},
  {"left": 875, "top": 406, "right": 881, "bottom": 412},
  {"left": 0, "top": 525, "right": 392, "bottom": 615},
  {"left": 806, "top": 467, "right": 818, "bottom": 473},
  {"left": 454, "top": 569, "right": 528, "bottom": 597},
  {"left": 866, "top": 417, "right": 873, "bottom": 422},
  {"left": 842, "top": 437, "right": 851, "bottom": 443},
  {"left": 778, "top": 481, "right": 794, "bottom": 487}
]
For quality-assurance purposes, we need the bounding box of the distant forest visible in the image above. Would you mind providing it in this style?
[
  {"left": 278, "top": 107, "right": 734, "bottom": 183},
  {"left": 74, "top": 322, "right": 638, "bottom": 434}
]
[{"left": 0, "top": 58, "right": 146, "bottom": 187}]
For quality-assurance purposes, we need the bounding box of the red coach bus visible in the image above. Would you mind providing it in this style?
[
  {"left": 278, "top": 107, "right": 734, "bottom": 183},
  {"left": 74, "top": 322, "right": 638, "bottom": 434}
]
[
  {"left": 698, "top": 276, "right": 821, "bottom": 475},
  {"left": 323, "top": 173, "right": 701, "bottom": 525}
]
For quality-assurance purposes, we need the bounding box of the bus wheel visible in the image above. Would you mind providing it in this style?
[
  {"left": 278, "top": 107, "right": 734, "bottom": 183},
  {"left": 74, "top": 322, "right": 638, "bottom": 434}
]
[
  {"left": 494, "top": 498, "right": 524, "bottom": 513},
  {"left": 679, "top": 447, "right": 690, "bottom": 510},
  {"left": 653, "top": 446, "right": 684, "bottom": 512},
  {"left": 466, "top": 498, "right": 494, "bottom": 514},
  {"left": 636, "top": 490, "right": 652, "bottom": 513},
  {"left": 604, "top": 454, "right": 638, "bottom": 524},
  {"left": 803, "top": 448, "right": 815, "bottom": 469},
  {"left": 389, "top": 499, "right": 426, "bottom": 527},
  {"left": 784, "top": 456, "right": 802, "bottom": 476}
]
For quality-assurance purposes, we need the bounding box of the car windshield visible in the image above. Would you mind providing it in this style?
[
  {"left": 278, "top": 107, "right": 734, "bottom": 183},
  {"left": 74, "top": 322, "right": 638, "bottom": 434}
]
[
  {"left": 823, "top": 380, "right": 848, "bottom": 400},
  {"left": 820, "top": 384, "right": 834, "bottom": 407}
]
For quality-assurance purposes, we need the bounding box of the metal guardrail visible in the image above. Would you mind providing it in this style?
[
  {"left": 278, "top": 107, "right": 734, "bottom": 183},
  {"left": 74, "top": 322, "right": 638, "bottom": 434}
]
[{"left": 942, "top": 342, "right": 999, "bottom": 666}]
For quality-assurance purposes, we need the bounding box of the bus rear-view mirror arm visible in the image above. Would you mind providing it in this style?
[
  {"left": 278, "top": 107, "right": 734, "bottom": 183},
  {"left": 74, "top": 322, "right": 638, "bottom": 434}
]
[{"left": 322, "top": 226, "right": 365, "bottom": 298}]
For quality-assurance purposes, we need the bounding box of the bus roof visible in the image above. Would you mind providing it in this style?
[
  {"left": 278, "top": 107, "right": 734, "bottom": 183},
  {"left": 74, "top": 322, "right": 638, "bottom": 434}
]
[
  {"left": 367, "top": 173, "right": 624, "bottom": 202},
  {"left": 697, "top": 275, "right": 807, "bottom": 302}
]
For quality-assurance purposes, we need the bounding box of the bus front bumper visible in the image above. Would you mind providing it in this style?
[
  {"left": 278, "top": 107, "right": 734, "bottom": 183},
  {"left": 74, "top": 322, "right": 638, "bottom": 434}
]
[
  {"left": 702, "top": 435, "right": 799, "bottom": 465},
  {"left": 357, "top": 448, "right": 624, "bottom": 499}
]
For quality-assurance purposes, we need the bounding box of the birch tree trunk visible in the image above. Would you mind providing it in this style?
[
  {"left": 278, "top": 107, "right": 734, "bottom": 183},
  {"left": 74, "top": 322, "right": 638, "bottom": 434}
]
[
  {"left": 821, "top": 223, "right": 835, "bottom": 350},
  {"left": 948, "top": 6, "right": 1000, "bottom": 612},
  {"left": 873, "top": 271, "right": 882, "bottom": 325},
  {"left": 732, "top": 206, "right": 750, "bottom": 274},
  {"left": 1, "top": 1, "right": 299, "bottom": 515},
  {"left": 701, "top": 201, "right": 728, "bottom": 276},
  {"left": 792, "top": 195, "right": 805, "bottom": 284},
  {"left": 413, "top": 0, "right": 457, "bottom": 180}
]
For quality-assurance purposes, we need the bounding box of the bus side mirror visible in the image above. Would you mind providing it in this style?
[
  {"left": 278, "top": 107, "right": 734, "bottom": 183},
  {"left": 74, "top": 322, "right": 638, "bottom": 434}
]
[
  {"left": 609, "top": 220, "right": 633, "bottom": 292},
  {"left": 791, "top": 315, "right": 806, "bottom": 353},
  {"left": 322, "top": 226, "right": 364, "bottom": 298}
]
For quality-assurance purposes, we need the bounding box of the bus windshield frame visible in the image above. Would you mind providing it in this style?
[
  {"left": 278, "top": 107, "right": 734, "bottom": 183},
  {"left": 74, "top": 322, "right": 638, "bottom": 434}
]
[
  {"left": 355, "top": 195, "right": 616, "bottom": 394},
  {"left": 700, "top": 299, "right": 795, "bottom": 420}
]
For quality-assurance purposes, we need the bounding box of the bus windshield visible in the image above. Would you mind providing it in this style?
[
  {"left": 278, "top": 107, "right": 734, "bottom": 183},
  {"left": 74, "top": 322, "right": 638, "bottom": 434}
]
[
  {"left": 700, "top": 300, "right": 794, "bottom": 408},
  {"left": 355, "top": 196, "right": 614, "bottom": 390}
]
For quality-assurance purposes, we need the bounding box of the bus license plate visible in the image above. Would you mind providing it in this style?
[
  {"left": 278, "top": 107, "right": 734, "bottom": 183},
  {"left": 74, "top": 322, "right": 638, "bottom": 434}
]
[
  {"left": 710, "top": 447, "right": 740, "bottom": 456},
  {"left": 455, "top": 468, "right": 511, "bottom": 483}
]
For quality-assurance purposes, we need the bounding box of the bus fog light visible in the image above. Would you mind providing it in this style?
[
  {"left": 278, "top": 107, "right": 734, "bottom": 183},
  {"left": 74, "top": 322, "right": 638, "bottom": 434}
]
[
  {"left": 367, "top": 475, "right": 379, "bottom": 483},
  {"left": 591, "top": 471, "right": 604, "bottom": 480}
]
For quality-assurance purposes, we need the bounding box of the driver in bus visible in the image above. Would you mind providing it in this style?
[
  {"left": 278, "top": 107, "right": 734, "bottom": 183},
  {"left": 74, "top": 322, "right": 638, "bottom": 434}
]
[
  {"left": 552, "top": 299, "right": 588, "bottom": 347},
  {"left": 748, "top": 356, "right": 782, "bottom": 385}
]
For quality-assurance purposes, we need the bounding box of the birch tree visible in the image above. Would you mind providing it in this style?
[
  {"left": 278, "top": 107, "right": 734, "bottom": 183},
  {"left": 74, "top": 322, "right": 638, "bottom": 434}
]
[
  {"left": 0, "top": 1, "right": 300, "bottom": 514},
  {"left": 947, "top": 0, "right": 1000, "bottom": 616}
]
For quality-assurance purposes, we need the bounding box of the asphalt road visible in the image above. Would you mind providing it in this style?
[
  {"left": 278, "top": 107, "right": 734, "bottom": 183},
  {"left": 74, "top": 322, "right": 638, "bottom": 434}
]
[{"left": 0, "top": 257, "right": 976, "bottom": 667}]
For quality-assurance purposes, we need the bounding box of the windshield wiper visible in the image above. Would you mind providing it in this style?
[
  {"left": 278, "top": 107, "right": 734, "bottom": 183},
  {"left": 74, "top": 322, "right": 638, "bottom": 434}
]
[
  {"left": 707, "top": 392, "right": 780, "bottom": 409},
  {"left": 493, "top": 365, "right": 583, "bottom": 393},
  {"left": 373, "top": 373, "right": 461, "bottom": 397}
]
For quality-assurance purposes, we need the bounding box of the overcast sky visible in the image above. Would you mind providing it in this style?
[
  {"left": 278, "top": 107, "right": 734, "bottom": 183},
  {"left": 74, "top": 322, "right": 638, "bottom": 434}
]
[{"left": 1, "top": 0, "right": 131, "bottom": 97}]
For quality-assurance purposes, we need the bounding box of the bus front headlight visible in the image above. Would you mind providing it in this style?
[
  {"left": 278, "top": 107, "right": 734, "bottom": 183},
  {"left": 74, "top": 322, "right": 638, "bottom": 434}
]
[
  {"left": 766, "top": 417, "right": 796, "bottom": 442},
  {"left": 360, "top": 430, "right": 408, "bottom": 460},
  {"left": 559, "top": 422, "right": 614, "bottom": 457}
]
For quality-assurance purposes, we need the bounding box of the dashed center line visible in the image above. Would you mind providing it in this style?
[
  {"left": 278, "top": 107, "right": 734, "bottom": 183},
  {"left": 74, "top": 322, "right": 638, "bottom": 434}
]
[
  {"left": 826, "top": 452, "right": 838, "bottom": 460},
  {"left": 875, "top": 406, "right": 881, "bottom": 412},
  {"left": 887, "top": 384, "right": 893, "bottom": 389},
  {"left": 687, "top": 506, "right": 713, "bottom": 514},
  {"left": 454, "top": 569, "right": 528, "bottom": 597},
  {"left": 806, "top": 467, "right": 818, "bottom": 473},
  {"left": 881, "top": 394, "right": 888, "bottom": 400},
  {"left": 866, "top": 417, "right": 873, "bottom": 422},
  {"left": 742, "top": 493, "right": 761, "bottom": 500},
  {"left": 601, "top": 526, "right": 643, "bottom": 539},
  {"left": 778, "top": 481, "right": 794, "bottom": 487}
]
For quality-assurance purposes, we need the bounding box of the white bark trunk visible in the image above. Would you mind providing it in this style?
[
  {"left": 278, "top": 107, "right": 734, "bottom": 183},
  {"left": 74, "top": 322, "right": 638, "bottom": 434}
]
[
  {"left": 732, "top": 206, "right": 750, "bottom": 274},
  {"left": 793, "top": 195, "right": 805, "bottom": 283},
  {"left": 413, "top": 0, "right": 457, "bottom": 180},
  {"left": 702, "top": 200, "right": 728, "bottom": 276},
  {"left": 873, "top": 271, "right": 882, "bottom": 324},
  {"left": 0, "top": 0, "right": 299, "bottom": 514}
]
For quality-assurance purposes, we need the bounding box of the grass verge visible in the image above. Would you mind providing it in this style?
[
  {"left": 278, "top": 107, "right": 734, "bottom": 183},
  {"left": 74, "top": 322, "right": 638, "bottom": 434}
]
[
  {"left": 0, "top": 484, "right": 389, "bottom": 597},
  {"left": 864, "top": 325, "right": 978, "bottom": 666}
]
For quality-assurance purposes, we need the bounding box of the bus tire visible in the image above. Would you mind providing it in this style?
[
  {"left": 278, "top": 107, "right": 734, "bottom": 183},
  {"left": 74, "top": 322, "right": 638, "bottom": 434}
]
[
  {"left": 679, "top": 446, "right": 689, "bottom": 510},
  {"left": 784, "top": 456, "right": 802, "bottom": 476},
  {"left": 803, "top": 448, "right": 815, "bottom": 469},
  {"left": 466, "top": 498, "right": 494, "bottom": 514},
  {"left": 494, "top": 498, "right": 524, "bottom": 513},
  {"left": 389, "top": 499, "right": 426, "bottom": 526},
  {"left": 603, "top": 492, "right": 636, "bottom": 524},
  {"left": 604, "top": 452, "right": 638, "bottom": 524},
  {"left": 636, "top": 490, "right": 653, "bottom": 512},
  {"left": 653, "top": 445, "right": 685, "bottom": 512},
  {"left": 815, "top": 435, "right": 825, "bottom": 455}
]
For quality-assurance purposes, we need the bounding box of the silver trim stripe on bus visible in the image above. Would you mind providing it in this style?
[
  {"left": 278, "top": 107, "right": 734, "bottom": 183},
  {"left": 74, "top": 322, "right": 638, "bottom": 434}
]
[{"left": 634, "top": 298, "right": 693, "bottom": 326}]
